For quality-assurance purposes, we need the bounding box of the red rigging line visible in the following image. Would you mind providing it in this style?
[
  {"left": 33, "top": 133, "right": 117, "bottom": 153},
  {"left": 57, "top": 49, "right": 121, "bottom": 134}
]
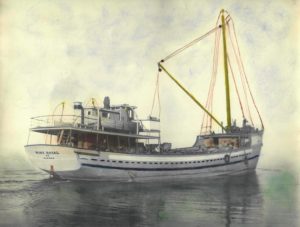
[
  {"left": 200, "top": 15, "right": 222, "bottom": 134},
  {"left": 163, "top": 25, "right": 222, "bottom": 62},
  {"left": 157, "top": 10, "right": 263, "bottom": 133},
  {"left": 228, "top": 56, "right": 245, "bottom": 118},
  {"left": 229, "top": 18, "right": 264, "bottom": 129},
  {"left": 207, "top": 29, "right": 221, "bottom": 131},
  {"left": 227, "top": 19, "right": 257, "bottom": 126},
  {"left": 201, "top": 28, "right": 221, "bottom": 134},
  {"left": 150, "top": 71, "right": 161, "bottom": 118},
  {"left": 227, "top": 21, "right": 253, "bottom": 125}
]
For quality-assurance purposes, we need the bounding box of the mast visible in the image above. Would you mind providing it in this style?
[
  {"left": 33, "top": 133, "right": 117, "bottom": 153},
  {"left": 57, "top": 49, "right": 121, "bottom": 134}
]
[{"left": 221, "top": 9, "right": 231, "bottom": 131}]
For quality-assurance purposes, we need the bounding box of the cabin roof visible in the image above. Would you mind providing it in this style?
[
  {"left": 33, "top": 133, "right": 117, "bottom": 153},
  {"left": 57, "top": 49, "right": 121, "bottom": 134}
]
[
  {"left": 110, "top": 104, "right": 137, "bottom": 109},
  {"left": 31, "top": 126, "right": 159, "bottom": 139}
]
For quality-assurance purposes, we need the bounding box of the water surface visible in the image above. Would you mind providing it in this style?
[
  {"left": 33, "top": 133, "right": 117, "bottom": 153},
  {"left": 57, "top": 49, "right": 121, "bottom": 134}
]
[{"left": 0, "top": 157, "right": 299, "bottom": 227}]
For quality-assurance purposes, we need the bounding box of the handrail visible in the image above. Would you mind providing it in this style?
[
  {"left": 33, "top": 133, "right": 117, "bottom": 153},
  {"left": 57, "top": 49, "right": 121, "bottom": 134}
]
[{"left": 31, "top": 115, "right": 97, "bottom": 121}]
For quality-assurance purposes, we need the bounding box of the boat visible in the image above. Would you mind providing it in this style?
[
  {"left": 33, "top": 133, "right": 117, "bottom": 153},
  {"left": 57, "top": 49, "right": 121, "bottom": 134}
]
[{"left": 25, "top": 10, "right": 264, "bottom": 181}]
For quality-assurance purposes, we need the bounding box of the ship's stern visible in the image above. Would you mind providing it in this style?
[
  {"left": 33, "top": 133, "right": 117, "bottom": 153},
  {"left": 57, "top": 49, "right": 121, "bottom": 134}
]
[{"left": 24, "top": 145, "right": 81, "bottom": 174}]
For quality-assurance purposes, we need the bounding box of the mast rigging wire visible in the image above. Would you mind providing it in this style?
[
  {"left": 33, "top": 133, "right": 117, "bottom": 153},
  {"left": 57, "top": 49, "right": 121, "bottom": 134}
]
[
  {"left": 153, "top": 10, "right": 263, "bottom": 132},
  {"left": 163, "top": 26, "right": 221, "bottom": 62},
  {"left": 228, "top": 17, "right": 264, "bottom": 129}
]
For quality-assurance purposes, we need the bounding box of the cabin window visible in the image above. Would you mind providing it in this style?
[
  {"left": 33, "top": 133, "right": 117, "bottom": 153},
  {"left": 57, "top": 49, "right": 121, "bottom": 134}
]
[
  {"left": 92, "top": 109, "right": 97, "bottom": 116},
  {"left": 91, "top": 158, "right": 97, "bottom": 161},
  {"left": 118, "top": 161, "right": 123, "bottom": 163},
  {"left": 213, "top": 137, "right": 219, "bottom": 145},
  {"left": 128, "top": 108, "right": 134, "bottom": 120}
]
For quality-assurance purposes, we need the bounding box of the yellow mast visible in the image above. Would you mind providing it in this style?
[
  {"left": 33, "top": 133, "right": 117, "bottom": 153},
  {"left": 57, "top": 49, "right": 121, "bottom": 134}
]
[
  {"left": 221, "top": 9, "right": 231, "bottom": 130},
  {"left": 158, "top": 62, "right": 226, "bottom": 132}
]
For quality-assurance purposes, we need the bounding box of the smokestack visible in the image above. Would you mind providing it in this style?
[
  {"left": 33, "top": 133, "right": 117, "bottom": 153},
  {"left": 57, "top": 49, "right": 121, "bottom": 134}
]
[
  {"left": 73, "top": 102, "right": 84, "bottom": 125},
  {"left": 103, "top": 96, "right": 110, "bottom": 109}
]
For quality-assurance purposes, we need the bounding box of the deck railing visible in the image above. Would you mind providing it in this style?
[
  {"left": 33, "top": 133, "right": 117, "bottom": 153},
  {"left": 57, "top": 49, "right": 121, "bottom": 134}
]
[
  {"left": 30, "top": 115, "right": 98, "bottom": 129},
  {"left": 30, "top": 115, "right": 161, "bottom": 136}
]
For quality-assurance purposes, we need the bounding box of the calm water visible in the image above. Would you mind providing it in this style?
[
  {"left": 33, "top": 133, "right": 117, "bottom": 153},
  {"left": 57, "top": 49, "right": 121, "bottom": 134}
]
[{"left": 0, "top": 156, "right": 299, "bottom": 227}]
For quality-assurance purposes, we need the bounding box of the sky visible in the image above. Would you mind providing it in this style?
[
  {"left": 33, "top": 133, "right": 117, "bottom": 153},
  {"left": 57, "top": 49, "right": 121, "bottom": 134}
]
[{"left": 0, "top": 0, "right": 299, "bottom": 171}]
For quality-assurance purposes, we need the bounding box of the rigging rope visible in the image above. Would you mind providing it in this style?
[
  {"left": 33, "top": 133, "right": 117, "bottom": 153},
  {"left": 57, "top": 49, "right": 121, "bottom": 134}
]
[
  {"left": 156, "top": 10, "right": 263, "bottom": 134},
  {"left": 228, "top": 56, "right": 245, "bottom": 118},
  {"left": 200, "top": 14, "right": 222, "bottom": 134},
  {"left": 227, "top": 21, "right": 254, "bottom": 126},
  {"left": 150, "top": 71, "right": 161, "bottom": 118},
  {"left": 229, "top": 18, "right": 264, "bottom": 129},
  {"left": 163, "top": 26, "right": 221, "bottom": 62},
  {"left": 207, "top": 30, "right": 221, "bottom": 132},
  {"left": 205, "top": 32, "right": 220, "bottom": 133}
]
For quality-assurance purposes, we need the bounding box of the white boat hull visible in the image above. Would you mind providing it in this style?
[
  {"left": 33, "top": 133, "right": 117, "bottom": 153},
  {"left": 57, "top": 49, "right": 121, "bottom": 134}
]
[{"left": 25, "top": 143, "right": 261, "bottom": 182}]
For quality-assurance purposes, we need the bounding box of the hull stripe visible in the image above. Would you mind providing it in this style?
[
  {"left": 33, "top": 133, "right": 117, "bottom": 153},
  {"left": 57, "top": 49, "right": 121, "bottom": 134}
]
[{"left": 81, "top": 155, "right": 259, "bottom": 171}]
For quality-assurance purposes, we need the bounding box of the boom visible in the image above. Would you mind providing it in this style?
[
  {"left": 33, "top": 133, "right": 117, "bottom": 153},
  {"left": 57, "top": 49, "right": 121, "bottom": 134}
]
[{"left": 158, "top": 62, "right": 226, "bottom": 132}]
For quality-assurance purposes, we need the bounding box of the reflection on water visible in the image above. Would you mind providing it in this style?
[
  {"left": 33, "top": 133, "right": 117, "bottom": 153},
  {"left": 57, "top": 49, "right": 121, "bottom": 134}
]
[{"left": 0, "top": 166, "right": 299, "bottom": 227}]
